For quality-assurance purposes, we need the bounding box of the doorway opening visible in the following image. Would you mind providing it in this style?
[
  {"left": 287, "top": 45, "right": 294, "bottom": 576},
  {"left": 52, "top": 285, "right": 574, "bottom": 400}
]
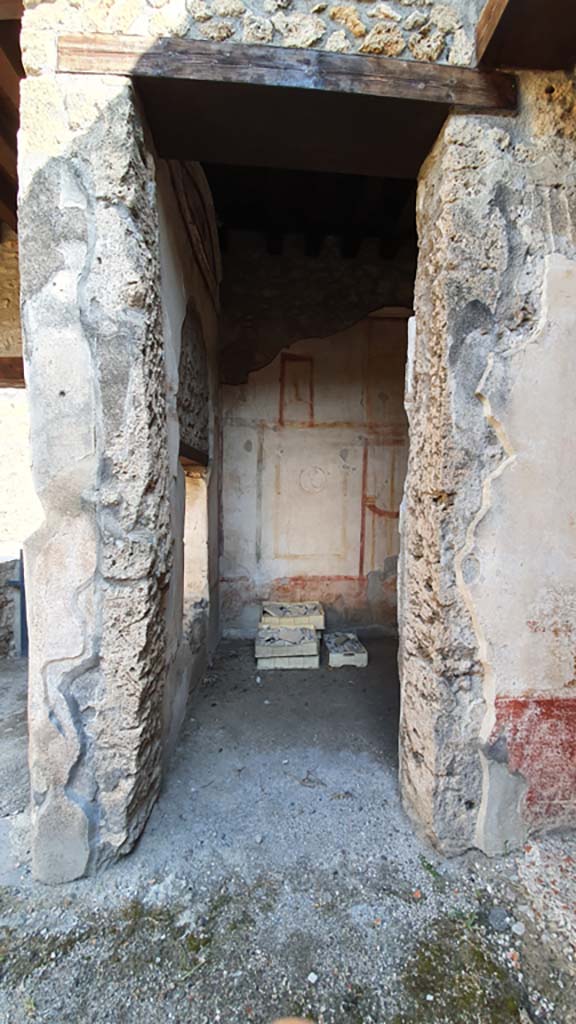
[{"left": 182, "top": 160, "right": 415, "bottom": 781}]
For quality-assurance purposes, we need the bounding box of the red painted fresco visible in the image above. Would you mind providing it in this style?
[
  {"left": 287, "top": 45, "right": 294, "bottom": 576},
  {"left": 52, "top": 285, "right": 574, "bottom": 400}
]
[
  {"left": 493, "top": 696, "right": 576, "bottom": 829},
  {"left": 278, "top": 353, "right": 314, "bottom": 427}
]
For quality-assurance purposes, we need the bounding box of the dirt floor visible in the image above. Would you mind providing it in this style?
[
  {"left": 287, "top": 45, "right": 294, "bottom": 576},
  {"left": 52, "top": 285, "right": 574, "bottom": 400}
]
[{"left": 0, "top": 637, "right": 575, "bottom": 1023}]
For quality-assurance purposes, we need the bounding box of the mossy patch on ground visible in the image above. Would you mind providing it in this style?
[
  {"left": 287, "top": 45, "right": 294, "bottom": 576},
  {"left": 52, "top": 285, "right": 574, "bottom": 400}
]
[{"left": 390, "top": 915, "right": 525, "bottom": 1023}]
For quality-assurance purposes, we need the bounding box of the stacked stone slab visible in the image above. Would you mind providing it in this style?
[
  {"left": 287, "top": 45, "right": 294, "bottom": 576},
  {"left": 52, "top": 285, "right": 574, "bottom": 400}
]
[
  {"left": 261, "top": 602, "right": 325, "bottom": 631},
  {"left": 256, "top": 602, "right": 324, "bottom": 669},
  {"left": 324, "top": 632, "right": 368, "bottom": 668},
  {"left": 256, "top": 626, "right": 320, "bottom": 669}
]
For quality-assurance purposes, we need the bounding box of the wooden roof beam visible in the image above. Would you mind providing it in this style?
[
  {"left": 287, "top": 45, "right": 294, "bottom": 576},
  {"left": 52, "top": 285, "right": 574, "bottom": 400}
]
[{"left": 58, "top": 34, "right": 517, "bottom": 114}]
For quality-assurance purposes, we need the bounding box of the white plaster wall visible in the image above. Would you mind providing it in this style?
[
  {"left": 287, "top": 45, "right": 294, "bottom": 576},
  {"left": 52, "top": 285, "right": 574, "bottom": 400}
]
[
  {"left": 0, "top": 389, "right": 42, "bottom": 558},
  {"left": 155, "top": 159, "right": 220, "bottom": 758},
  {"left": 221, "top": 313, "right": 408, "bottom": 634},
  {"left": 469, "top": 256, "right": 576, "bottom": 709}
]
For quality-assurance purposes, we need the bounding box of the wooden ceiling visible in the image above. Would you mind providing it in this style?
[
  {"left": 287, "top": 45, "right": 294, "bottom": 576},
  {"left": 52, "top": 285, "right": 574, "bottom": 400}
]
[{"left": 477, "top": 0, "right": 576, "bottom": 70}]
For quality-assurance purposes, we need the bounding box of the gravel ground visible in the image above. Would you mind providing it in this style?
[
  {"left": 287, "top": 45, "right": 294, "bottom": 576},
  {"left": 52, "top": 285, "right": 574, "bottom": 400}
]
[{"left": 0, "top": 639, "right": 574, "bottom": 1023}]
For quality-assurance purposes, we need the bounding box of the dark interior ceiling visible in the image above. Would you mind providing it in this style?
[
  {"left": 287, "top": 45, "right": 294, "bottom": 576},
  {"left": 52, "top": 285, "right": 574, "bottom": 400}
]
[
  {"left": 203, "top": 162, "right": 417, "bottom": 383},
  {"left": 204, "top": 163, "right": 416, "bottom": 259}
]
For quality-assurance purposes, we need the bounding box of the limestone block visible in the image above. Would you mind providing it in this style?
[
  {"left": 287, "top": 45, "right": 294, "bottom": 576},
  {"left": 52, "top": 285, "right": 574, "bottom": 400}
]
[
  {"left": 257, "top": 655, "right": 320, "bottom": 670},
  {"left": 325, "top": 29, "right": 351, "bottom": 51},
  {"left": 324, "top": 632, "right": 368, "bottom": 668},
  {"left": 408, "top": 25, "right": 445, "bottom": 61},
  {"left": 359, "top": 21, "right": 405, "bottom": 55},
  {"left": 255, "top": 626, "right": 319, "bottom": 659},
  {"left": 243, "top": 12, "right": 274, "bottom": 43},
  {"left": 261, "top": 601, "right": 325, "bottom": 631},
  {"left": 200, "top": 19, "right": 235, "bottom": 39},
  {"left": 272, "top": 12, "right": 326, "bottom": 48},
  {"left": 329, "top": 5, "right": 367, "bottom": 37}
]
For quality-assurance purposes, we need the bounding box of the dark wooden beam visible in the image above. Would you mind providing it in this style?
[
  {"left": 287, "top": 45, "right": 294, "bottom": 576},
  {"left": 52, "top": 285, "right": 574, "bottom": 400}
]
[
  {"left": 0, "top": 130, "right": 16, "bottom": 183},
  {"left": 0, "top": 167, "right": 16, "bottom": 228},
  {"left": 477, "top": 0, "right": 576, "bottom": 70},
  {"left": 0, "top": 355, "right": 24, "bottom": 386},
  {"left": 58, "top": 34, "right": 517, "bottom": 114},
  {"left": 0, "top": 2, "right": 22, "bottom": 21},
  {"left": 0, "top": 42, "right": 19, "bottom": 110},
  {"left": 179, "top": 441, "right": 209, "bottom": 468}
]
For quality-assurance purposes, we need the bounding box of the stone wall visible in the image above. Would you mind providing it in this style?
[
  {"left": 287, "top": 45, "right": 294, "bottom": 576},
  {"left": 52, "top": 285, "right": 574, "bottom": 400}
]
[
  {"left": 399, "top": 71, "right": 576, "bottom": 856},
  {"left": 19, "top": 72, "right": 178, "bottom": 883},
  {"left": 21, "top": 0, "right": 477, "bottom": 76},
  {"left": 0, "top": 558, "right": 19, "bottom": 658},
  {"left": 221, "top": 312, "right": 408, "bottom": 634}
]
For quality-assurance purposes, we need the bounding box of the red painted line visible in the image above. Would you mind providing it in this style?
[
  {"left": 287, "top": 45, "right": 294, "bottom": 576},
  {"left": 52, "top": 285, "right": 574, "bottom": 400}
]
[
  {"left": 364, "top": 498, "right": 400, "bottom": 519},
  {"left": 278, "top": 352, "right": 314, "bottom": 427},
  {"left": 308, "top": 358, "right": 315, "bottom": 427},
  {"left": 278, "top": 353, "right": 286, "bottom": 427},
  {"left": 359, "top": 441, "right": 368, "bottom": 579}
]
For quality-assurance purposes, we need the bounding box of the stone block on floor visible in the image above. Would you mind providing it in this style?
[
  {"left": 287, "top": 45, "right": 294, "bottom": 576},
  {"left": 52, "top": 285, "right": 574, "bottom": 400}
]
[
  {"left": 260, "top": 602, "right": 325, "bottom": 631},
  {"left": 255, "top": 626, "right": 319, "bottom": 659},
  {"left": 256, "top": 654, "right": 320, "bottom": 670},
  {"left": 325, "top": 632, "right": 368, "bottom": 668}
]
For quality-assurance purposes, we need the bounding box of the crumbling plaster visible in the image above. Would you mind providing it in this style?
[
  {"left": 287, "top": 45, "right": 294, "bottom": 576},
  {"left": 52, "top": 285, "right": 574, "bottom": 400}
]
[
  {"left": 220, "top": 232, "right": 415, "bottom": 384},
  {"left": 400, "top": 71, "right": 576, "bottom": 856},
  {"left": 21, "top": 0, "right": 476, "bottom": 75}
]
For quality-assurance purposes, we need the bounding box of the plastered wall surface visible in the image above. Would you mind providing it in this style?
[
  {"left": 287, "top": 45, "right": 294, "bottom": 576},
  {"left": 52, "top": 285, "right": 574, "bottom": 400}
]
[
  {"left": 156, "top": 158, "right": 220, "bottom": 761},
  {"left": 21, "top": 0, "right": 476, "bottom": 76},
  {"left": 221, "top": 314, "right": 408, "bottom": 634},
  {"left": 399, "top": 72, "right": 576, "bottom": 856},
  {"left": 0, "top": 389, "right": 42, "bottom": 655},
  {"left": 0, "top": 389, "right": 42, "bottom": 556}
]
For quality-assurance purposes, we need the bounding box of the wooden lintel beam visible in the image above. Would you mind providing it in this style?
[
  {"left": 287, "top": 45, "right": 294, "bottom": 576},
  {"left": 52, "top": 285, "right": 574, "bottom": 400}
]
[
  {"left": 0, "top": 130, "right": 16, "bottom": 183},
  {"left": 0, "top": 44, "right": 19, "bottom": 111},
  {"left": 477, "top": 0, "right": 509, "bottom": 66},
  {"left": 179, "top": 441, "right": 209, "bottom": 468},
  {"left": 0, "top": 2, "right": 22, "bottom": 21},
  {"left": 58, "top": 33, "right": 517, "bottom": 114},
  {"left": 0, "top": 356, "right": 24, "bottom": 386}
]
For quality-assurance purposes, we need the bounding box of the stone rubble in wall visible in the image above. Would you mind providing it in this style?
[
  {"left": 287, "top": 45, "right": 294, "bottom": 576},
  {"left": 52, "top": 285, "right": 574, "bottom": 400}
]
[{"left": 21, "top": 0, "right": 476, "bottom": 75}]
